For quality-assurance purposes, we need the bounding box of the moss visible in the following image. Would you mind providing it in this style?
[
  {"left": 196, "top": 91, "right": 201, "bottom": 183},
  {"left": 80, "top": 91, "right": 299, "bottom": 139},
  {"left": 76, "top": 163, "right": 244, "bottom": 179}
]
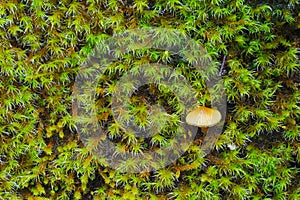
[{"left": 0, "top": 0, "right": 299, "bottom": 199}]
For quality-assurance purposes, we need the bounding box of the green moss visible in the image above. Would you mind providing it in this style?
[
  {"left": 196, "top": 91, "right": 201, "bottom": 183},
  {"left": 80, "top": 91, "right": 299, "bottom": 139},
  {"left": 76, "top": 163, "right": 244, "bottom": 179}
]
[{"left": 0, "top": 0, "right": 299, "bottom": 199}]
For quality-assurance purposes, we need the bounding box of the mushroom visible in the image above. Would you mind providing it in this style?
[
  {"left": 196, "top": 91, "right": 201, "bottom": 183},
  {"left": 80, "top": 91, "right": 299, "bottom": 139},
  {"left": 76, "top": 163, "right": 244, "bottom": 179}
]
[{"left": 186, "top": 106, "right": 221, "bottom": 134}]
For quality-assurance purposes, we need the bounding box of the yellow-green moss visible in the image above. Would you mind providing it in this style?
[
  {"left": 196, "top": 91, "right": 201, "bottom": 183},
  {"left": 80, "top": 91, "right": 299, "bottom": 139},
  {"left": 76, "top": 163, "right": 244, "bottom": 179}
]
[{"left": 0, "top": 0, "right": 299, "bottom": 199}]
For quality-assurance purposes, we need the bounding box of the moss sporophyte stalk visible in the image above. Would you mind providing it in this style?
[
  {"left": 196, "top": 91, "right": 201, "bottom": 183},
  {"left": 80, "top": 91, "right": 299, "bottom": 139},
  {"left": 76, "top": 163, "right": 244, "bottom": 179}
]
[{"left": 0, "top": 0, "right": 299, "bottom": 199}]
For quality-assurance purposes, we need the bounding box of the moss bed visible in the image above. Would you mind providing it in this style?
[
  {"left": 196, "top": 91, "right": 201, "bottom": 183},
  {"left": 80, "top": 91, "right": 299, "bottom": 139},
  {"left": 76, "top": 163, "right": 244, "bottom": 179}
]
[{"left": 0, "top": 0, "right": 299, "bottom": 199}]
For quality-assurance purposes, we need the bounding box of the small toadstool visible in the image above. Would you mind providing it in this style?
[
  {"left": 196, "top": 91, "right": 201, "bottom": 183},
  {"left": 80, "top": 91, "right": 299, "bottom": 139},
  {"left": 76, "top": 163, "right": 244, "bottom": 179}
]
[{"left": 186, "top": 106, "right": 222, "bottom": 134}]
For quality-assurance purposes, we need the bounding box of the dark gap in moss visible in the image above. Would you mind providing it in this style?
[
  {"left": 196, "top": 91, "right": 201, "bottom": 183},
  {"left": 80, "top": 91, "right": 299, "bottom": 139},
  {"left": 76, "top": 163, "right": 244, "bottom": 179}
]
[{"left": 251, "top": 130, "right": 286, "bottom": 150}]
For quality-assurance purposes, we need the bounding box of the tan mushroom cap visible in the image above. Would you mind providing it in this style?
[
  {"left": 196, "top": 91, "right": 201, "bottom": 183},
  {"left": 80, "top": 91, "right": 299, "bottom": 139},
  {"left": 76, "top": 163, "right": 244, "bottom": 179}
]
[{"left": 186, "top": 106, "right": 222, "bottom": 127}]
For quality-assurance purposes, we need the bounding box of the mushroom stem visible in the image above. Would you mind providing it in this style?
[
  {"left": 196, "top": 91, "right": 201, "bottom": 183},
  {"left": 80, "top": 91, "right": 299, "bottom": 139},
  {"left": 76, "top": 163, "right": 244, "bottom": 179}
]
[{"left": 201, "top": 127, "right": 208, "bottom": 134}]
